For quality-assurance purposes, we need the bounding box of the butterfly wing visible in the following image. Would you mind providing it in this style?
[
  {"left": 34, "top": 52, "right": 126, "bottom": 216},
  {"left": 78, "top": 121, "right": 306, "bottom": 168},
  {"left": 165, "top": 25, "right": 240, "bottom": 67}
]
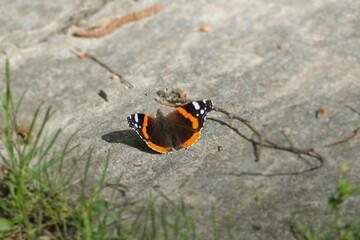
[
  {"left": 127, "top": 113, "right": 172, "bottom": 153},
  {"left": 166, "top": 100, "right": 212, "bottom": 150}
]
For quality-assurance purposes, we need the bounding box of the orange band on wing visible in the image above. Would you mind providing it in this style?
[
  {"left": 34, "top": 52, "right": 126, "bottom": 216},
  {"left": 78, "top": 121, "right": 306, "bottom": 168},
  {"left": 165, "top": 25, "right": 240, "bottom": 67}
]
[
  {"left": 142, "top": 115, "right": 150, "bottom": 139},
  {"left": 177, "top": 108, "right": 199, "bottom": 129},
  {"left": 147, "top": 141, "right": 172, "bottom": 153},
  {"left": 180, "top": 132, "right": 200, "bottom": 149}
]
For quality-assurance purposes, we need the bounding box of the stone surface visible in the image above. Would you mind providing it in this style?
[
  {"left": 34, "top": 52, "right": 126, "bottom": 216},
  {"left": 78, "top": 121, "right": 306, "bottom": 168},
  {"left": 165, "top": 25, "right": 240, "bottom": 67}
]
[{"left": 1, "top": 0, "right": 359, "bottom": 238}]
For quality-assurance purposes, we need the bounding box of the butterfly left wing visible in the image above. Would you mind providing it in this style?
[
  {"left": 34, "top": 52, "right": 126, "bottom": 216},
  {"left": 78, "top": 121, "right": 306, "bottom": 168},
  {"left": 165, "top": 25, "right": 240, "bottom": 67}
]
[
  {"left": 166, "top": 100, "right": 212, "bottom": 150},
  {"left": 127, "top": 113, "right": 172, "bottom": 153}
]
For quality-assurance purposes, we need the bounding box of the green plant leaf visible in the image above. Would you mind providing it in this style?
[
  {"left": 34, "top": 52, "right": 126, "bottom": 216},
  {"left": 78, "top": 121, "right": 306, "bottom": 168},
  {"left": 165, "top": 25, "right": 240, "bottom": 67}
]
[
  {"left": 338, "top": 179, "right": 358, "bottom": 198},
  {"left": 341, "top": 162, "right": 351, "bottom": 173},
  {"left": 297, "top": 221, "right": 316, "bottom": 240},
  {"left": 0, "top": 218, "right": 14, "bottom": 231}
]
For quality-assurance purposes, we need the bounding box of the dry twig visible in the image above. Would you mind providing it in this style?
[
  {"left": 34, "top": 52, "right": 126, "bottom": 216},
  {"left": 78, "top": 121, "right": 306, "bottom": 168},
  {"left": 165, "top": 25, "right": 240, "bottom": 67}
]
[
  {"left": 324, "top": 127, "right": 360, "bottom": 147},
  {"left": 105, "top": 183, "right": 129, "bottom": 192},
  {"left": 73, "top": 5, "right": 163, "bottom": 38},
  {"left": 155, "top": 89, "right": 325, "bottom": 167},
  {"left": 212, "top": 105, "right": 263, "bottom": 161},
  {"left": 74, "top": 48, "right": 133, "bottom": 89}
]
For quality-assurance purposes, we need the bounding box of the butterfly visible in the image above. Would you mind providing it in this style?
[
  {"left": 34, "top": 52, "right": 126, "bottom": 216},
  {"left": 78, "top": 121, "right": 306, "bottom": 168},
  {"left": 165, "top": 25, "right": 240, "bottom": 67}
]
[{"left": 127, "top": 100, "right": 212, "bottom": 153}]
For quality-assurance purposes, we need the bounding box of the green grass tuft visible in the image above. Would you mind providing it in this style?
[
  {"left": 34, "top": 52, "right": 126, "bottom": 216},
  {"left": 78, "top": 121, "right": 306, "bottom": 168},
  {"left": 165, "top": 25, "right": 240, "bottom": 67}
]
[
  {"left": 0, "top": 55, "right": 224, "bottom": 239},
  {"left": 289, "top": 162, "right": 359, "bottom": 240}
]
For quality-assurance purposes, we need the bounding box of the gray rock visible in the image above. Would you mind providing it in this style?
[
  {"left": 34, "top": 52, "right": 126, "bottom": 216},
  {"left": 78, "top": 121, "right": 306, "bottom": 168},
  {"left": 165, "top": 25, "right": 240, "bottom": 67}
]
[{"left": 1, "top": 0, "right": 359, "bottom": 238}]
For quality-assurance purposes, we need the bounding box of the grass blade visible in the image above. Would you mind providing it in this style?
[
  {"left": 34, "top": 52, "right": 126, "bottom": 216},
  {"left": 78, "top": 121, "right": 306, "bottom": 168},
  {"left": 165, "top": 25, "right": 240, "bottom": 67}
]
[{"left": 96, "top": 150, "right": 110, "bottom": 200}]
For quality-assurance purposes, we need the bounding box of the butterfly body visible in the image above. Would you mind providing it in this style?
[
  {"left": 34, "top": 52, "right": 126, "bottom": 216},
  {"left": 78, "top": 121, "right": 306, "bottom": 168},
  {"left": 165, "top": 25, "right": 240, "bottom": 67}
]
[{"left": 127, "top": 100, "right": 212, "bottom": 153}]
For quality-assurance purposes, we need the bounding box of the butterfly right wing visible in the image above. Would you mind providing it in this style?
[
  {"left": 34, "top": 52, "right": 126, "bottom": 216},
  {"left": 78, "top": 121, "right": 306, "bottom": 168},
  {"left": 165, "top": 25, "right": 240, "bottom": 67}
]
[
  {"left": 127, "top": 113, "right": 172, "bottom": 153},
  {"left": 166, "top": 100, "right": 212, "bottom": 150}
]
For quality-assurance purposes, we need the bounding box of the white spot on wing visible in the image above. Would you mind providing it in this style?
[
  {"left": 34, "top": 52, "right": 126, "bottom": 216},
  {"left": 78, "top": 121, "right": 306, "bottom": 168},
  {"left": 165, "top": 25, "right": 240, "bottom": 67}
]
[
  {"left": 192, "top": 101, "right": 200, "bottom": 110},
  {"left": 200, "top": 109, "right": 204, "bottom": 114},
  {"left": 135, "top": 114, "right": 139, "bottom": 122}
]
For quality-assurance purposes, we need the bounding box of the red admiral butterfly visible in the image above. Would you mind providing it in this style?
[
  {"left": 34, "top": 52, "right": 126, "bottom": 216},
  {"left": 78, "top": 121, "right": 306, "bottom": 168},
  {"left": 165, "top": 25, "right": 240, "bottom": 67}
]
[{"left": 127, "top": 100, "right": 212, "bottom": 153}]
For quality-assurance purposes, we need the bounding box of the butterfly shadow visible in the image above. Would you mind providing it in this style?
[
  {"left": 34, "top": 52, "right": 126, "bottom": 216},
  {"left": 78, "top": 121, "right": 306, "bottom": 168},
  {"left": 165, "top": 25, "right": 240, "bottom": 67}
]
[{"left": 101, "top": 129, "right": 161, "bottom": 154}]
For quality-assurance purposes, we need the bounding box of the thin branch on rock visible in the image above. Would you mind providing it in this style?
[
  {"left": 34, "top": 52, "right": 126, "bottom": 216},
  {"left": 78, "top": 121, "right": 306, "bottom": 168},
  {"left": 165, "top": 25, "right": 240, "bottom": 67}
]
[
  {"left": 105, "top": 183, "right": 129, "bottom": 192},
  {"left": 41, "top": 0, "right": 111, "bottom": 42},
  {"left": 324, "top": 127, "right": 360, "bottom": 147},
  {"left": 74, "top": 48, "right": 133, "bottom": 89},
  {"left": 155, "top": 89, "right": 325, "bottom": 168},
  {"left": 263, "top": 140, "right": 323, "bottom": 167},
  {"left": 281, "top": 130, "right": 293, "bottom": 148},
  {"left": 280, "top": 130, "right": 315, "bottom": 167},
  {"left": 212, "top": 105, "right": 263, "bottom": 161},
  {"left": 73, "top": 5, "right": 163, "bottom": 38}
]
